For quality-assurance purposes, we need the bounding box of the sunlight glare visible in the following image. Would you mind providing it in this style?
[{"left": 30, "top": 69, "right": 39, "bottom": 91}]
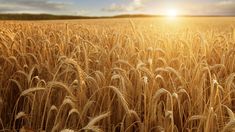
[{"left": 166, "top": 9, "right": 178, "bottom": 17}]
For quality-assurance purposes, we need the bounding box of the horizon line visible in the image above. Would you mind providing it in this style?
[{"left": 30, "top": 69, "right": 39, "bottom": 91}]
[{"left": 0, "top": 13, "right": 234, "bottom": 20}]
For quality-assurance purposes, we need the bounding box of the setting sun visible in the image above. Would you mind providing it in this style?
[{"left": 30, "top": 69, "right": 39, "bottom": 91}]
[{"left": 166, "top": 9, "right": 178, "bottom": 17}]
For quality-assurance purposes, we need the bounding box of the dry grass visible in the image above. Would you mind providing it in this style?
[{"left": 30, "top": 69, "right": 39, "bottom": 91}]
[{"left": 0, "top": 17, "right": 235, "bottom": 131}]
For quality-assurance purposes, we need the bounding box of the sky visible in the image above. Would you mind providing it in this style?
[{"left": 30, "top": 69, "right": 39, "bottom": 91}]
[{"left": 0, "top": 0, "right": 234, "bottom": 16}]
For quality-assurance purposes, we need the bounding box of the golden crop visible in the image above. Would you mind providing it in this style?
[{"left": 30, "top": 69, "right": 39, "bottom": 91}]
[{"left": 0, "top": 17, "right": 235, "bottom": 131}]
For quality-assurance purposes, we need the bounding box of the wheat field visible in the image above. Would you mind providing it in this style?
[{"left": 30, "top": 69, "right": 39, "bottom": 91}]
[{"left": 0, "top": 17, "right": 235, "bottom": 132}]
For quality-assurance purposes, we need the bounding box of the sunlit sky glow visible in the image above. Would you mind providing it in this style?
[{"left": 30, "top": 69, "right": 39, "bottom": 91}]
[{"left": 0, "top": 0, "right": 234, "bottom": 16}]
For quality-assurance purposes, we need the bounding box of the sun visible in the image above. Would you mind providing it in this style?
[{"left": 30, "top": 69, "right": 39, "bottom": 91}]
[{"left": 166, "top": 9, "right": 178, "bottom": 17}]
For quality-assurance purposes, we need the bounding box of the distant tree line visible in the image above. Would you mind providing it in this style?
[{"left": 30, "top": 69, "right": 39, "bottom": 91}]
[
  {"left": 0, "top": 14, "right": 159, "bottom": 20},
  {"left": 0, "top": 14, "right": 103, "bottom": 20}
]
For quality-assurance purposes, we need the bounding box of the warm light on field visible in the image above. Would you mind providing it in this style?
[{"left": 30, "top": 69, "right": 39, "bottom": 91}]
[{"left": 1, "top": 17, "right": 235, "bottom": 132}]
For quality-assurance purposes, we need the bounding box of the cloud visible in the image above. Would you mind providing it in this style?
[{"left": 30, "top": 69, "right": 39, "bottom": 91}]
[
  {"left": 102, "top": 0, "right": 145, "bottom": 12},
  {"left": 216, "top": 0, "right": 234, "bottom": 6},
  {"left": 179, "top": 0, "right": 235, "bottom": 15},
  {"left": 148, "top": 0, "right": 235, "bottom": 16},
  {"left": 0, "top": 0, "right": 234, "bottom": 16},
  {"left": 0, "top": 0, "right": 74, "bottom": 14},
  {"left": 214, "top": 0, "right": 235, "bottom": 15},
  {"left": 74, "top": 10, "right": 89, "bottom": 16}
]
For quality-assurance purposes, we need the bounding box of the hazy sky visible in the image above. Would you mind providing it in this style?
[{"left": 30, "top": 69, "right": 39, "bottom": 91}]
[{"left": 0, "top": 0, "right": 234, "bottom": 16}]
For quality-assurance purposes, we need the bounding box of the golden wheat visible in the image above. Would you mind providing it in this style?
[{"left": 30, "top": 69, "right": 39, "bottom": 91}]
[{"left": 0, "top": 17, "right": 235, "bottom": 131}]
